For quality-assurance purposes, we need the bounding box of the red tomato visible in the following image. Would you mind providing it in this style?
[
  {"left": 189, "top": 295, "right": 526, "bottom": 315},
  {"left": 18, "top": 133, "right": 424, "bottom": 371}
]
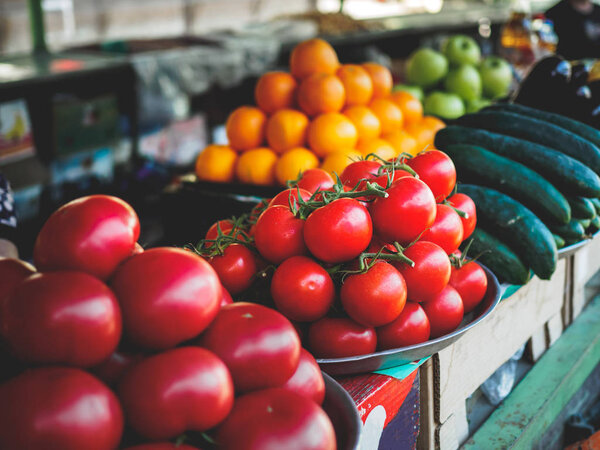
[
  {"left": 254, "top": 206, "right": 308, "bottom": 264},
  {"left": 271, "top": 256, "right": 335, "bottom": 322},
  {"left": 201, "top": 302, "right": 301, "bottom": 393},
  {"left": 269, "top": 188, "right": 313, "bottom": 208},
  {"left": 447, "top": 193, "right": 477, "bottom": 240},
  {"left": 205, "top": 219, "right": 234, "bottom": 242},
  {"left": 308, "top": 317, "right": 376, "bottom": 358},
  {"left": 219, "top": 284, "right": 234, "bottom": 307},
  {"left": 304, "top": 198, "right": 372, "bottom": 263},
  {"left": 209, "top": 244, "right": 258, "bottom": 295},
  {"left": 449, "top": 261, "right": 488, "bottom": 313},
  {"left": 34, "top": 195, "right": 140, "bottom": 280},
  {"left": 296, "top": 168, "right": 335, "bottom": 193},
  {"left": 92, "top": 350, "right": 142, "bottom": 387},
  {"left": 421, "top": 204, "right": 464, "bottom": 254},
  {"left": 111, "top": 248, "right": 220, "bottom": 350},
  {"left": 422, "top": 285, "right": 464, "bottom": 338},
  {"left": 2, "top": 271, "right": 121, "bottom": 367},
  {"left": 282, "top": 348, "right": 326, "bottom": 404},
  {"left": 376, "top": 302, "right": 430, "bottom": 349},
  {"left": 0, "top": 257, "right": 35, "bottom": 306},
  {"left": 0, "top": 367, "right": 123, "bottom": 450},
  {"left": 370, "top": 177, "right": 436, "bottom": 245},
  {"left": 406, "top": 150, "right": 456, "bottom": 201},
  {"left": 340, "top": 160, "right": 382, "bottom": 189},
  {"left": 371, "top": 169, "right": 413, "bottom": 189},
  {"left": 394, "top": 241, "right": 451, "bottom": 303},
  {"left": 119, "top": 347, "right": 233, "bottom": 440},
  {"left": 124, "top": 445, "right": 199, "bottom": 450},
  {"left": 215, "top": 388, "right": 336, "bottom": 450},
  {"left": 341, "top": 261, "right": 407, "bottom": 327}
]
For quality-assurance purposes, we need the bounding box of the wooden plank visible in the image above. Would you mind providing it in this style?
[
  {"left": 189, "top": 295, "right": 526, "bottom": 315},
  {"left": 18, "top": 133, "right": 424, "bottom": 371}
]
[
  {"left": 417, "top": 358, "right": 435, "bottom": 450},
  {"left": 571, "top": 234, "right": 600, "bottom": 320},
  {"left": 545, "top": 313, "right": 564, "bottom": 348},
  {"left": 436, "top": 258, "right": 567, "bottom": 425},
  {"left": 463, "top": 295, "right": 600, "bottom": 449},
  {"left": 527, "top": 325, "right": 547, "bottom": 363}
]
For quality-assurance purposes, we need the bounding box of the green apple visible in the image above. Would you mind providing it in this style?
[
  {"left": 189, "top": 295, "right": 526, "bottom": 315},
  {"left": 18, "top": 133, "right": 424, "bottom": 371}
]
[
  {"left": 392, "top": 84, "right": 425, "bottom": 102},
  {"left": 424, "top": 91, "right": 466, "bottom": 120},
  {"left": 406, "top": 48, "right": 449, "bottom": 88},
  {"left": 443, "top": 35, "right": 481, "bottom": 66},
  {"left": 479, "top": 56, "right": 513, "bottom": 99},
  {"left": 465, "top": 97, "right": 492, "bottom": 113},
  {"left": 444, "top": 64, "right": 482, "bottom": 101}
]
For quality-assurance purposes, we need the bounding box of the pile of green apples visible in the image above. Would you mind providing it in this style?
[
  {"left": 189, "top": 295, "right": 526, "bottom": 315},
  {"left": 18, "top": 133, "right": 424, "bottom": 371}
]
[{"left": 397, "top": 35, "right": 514, "bottom": 120}]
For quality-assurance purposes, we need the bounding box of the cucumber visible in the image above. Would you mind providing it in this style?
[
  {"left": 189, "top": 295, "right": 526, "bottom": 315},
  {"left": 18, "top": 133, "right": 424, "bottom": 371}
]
[
  {"left": 457, "top": 184, "right": 557, "bottom": 279},
  {"left": 467, "top": 228, "right": 531, "bottom": 285},
  {"left": 456, "top": 111, "right": 600, "bottom": 175},
  {"left": 444, "top": 144, "right": 570, "bottom": 224},
  {"left": 590, "top": 198, "right": 600, "bottom": 215},
  {"left": 566, "top": 196, "right": 597, "bottom": 220},
  {"left": 435, "top": 126, "right": 600, "bottom": 198},
  {"left": 552, "top": 233, "right": 566, "bottom": 249},
  {"left": 580, "top": 219, "right": 592, "bottom": 229},
  {"left": 591, "top": 216, "right": 600, "bottom": 231},
  {"left": 548, "top": 219, "right": 586, "bottom": 240},
  {"left": 484, "top": 103, "right": 600, "bottom": 150}
]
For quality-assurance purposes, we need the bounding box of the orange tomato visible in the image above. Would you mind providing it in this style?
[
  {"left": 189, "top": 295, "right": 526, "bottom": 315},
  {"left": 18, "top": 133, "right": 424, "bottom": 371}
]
[
  {"left": 357, "top": 138, "right": 397, "bottom": 161},
  {"left": 307, "top": 113, "right": 358, "bottom": 158},
  {"left": 235, "top": 148, "right": 278, "bottom": 185},
  {"left": 195, "top": 145, "right": 238, "bottom": 182},
  {"left": 390, "top": 91, "right": 424, "bottom": 126},
  {"left": 320, "top": 149, "right": 363, "bottom": 178},
  {"left": 343, "top": 105, "right": 381, "bottom": 145},
  {"left": 405, "top": 116, "right": 445, "bottom": 151},
  {"left": 274, "top": 147, "right": 320, "bottom": 185},
  {"left": 297, "top": 73, "right": 346, "bottom": 117},
  {"left": 255, "top": 72, "right": 297, "bottom": 114},
  {"left": 266, "top": 109, "right": 309, "bottom": 153},
  {"left": 383, "top": 130, "right": 419, "bottom": 157},
  {"left": 290, "top": 38, "right": 340, "bottom": 80},
  {"left": 226, "top": 106, "right": 267, "bottom": 151},
  {"left": 336, "top": 64, "right": 373, "bottom": 106},
  {"left": 362, "top": 63, "right": 393, "bottom": 98},
  {"left": 369, "top": 98, "right": 403, "bottom": 134}
]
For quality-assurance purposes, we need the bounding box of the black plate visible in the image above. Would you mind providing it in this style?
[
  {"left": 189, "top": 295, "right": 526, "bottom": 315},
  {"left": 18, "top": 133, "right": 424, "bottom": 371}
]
[
  {"left": 317, "top": 265, "right": 501, "bottom": 376},
  {"left": 322, "top": 372, "right": 362, "bottom": 450}
]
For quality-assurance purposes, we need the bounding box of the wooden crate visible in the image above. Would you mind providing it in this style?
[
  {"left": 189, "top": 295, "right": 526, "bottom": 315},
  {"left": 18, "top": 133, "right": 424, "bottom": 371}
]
[
  {"left": 419, "top": 258, "right": 568, "bottom": 450},
  {"left": 564, "top": 233, "right": 600, "bottom": 325}
]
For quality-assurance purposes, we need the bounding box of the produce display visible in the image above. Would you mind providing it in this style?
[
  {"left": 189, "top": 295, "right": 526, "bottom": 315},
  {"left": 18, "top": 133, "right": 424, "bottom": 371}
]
[
  {"left": 435, "top": 103, "right": 600, "bottom": 284},
  {"left": 399, "top": 34, "right": 514, "bottom": 120},
  {"left": 195, "top": 38, "right": 445, "bottom": 187},
  {"left": 192, "top": 153, "right": 491, "bottom": 361},
  {"left": 0, "top": 195, "right": 339, "bottom": 450}
]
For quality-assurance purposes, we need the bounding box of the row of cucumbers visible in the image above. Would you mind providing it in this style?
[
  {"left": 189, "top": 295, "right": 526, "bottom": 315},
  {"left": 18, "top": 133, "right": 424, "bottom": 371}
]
[{"left": 435, "top": 103, "right": 600, "bottom": 285}]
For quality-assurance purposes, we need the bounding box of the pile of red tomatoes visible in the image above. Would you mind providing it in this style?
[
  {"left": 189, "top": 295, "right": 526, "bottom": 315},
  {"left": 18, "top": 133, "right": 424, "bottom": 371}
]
[
  {"left": 200, "top": 150, "right": 490, "bottom": 359},
  {"left": 0, "top": 195, "right": 335, "bottom": 450}
]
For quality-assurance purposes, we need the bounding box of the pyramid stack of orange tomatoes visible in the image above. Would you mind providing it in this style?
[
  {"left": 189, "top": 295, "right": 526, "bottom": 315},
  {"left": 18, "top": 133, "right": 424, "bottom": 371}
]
[{"left": 195, "top": 38, "right": 446, "bottom": 186}]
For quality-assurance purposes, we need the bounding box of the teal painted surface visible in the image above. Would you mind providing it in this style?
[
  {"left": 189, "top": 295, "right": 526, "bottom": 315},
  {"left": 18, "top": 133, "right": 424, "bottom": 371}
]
[
  {"left": 374, "top": 357, "right": 430, "bottom": 379},
  {"left": 463, "top": 295, "right": 600, "bottom": 449}
]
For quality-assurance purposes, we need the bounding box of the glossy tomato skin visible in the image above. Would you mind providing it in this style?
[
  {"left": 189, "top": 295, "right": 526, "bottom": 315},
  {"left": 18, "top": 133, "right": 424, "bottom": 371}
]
[
  {"left": 215, "top": 388, "right": 336, "bottom": 450},
  {"left": 341, "top": 261, "right": 407, "bottom": 327},
  {"left": 34, "top": 195, "right": 140, "bottom": 280},
  {"left": 447, "top": 193, "right": 477, "bottom": 239},
  {"left": 0, "top": 367, "right": 123, "bottom": 450},
  {"left": 92, "top": 350, "right": 142, "bottom": 387},
  {"left": 395, "top": 241, "right": 451, "bottom": 303},
  {"left": 449, "top": 261, "right": 488, "bottom": 313},
  {"left": 201, "top": 302, "right": 301, "bottom": 393},
  {"left": 421, "top": 204, "right": 464, "bottom": 254},
  {"left": 254, "top": 206, "right": 308, "bottom": 264},
  {"left": 308, "top": 317, "right": 377, "bottom": 358},
  {"left": 376, "top": 302, "right": 430, "bottom": 349},
  {"left": 296, "top": 168, "right": 335, "bottom": 193},
  {"left": 422, "top": 285, "right": 464, "bottom": 338},
  {"left": 282, "top": 348, "right": 326, "bottom": 404},
  {"left": 340, "top": 160, "right": 382, "bottom": 189},
  {"left": 219, "top": 284, "right": 234, "bottom": 307},
  {"left": 0, "top": 257, "right": 35, "bottom": 306},
  {"left": 111, "top": 247, "right": 220, "bottom": 350},
  {"left": 271, "top": 256, "right": 335, "bottom": 322},
  {"left": 119, "top": 347, "right": 233, "bottom": 440},
  {"left": 406, "top": 150, "right": 456, "bottom": 202},
  {"left": 2, "top": 271, "right": 121, "bottom": 367},
  {"left": 370, "top": 177, "right": 436, "bottom": 245},
  {"left": 304, "top": 198, "right": 372, "bottom": 263},
  {"left": 269, "top": 188, "right": 313, "bottom": 208},
  {"left": 209, "top": 244, "right": 258, "bottom": 295}
]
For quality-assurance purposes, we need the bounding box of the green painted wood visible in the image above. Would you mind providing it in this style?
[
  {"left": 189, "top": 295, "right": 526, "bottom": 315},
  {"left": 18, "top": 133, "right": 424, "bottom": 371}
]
[
  {"left": 27, "top": 0, "right": 47, "bottom": 53},
  {"left": 463, "top": 295, "right": 600, "bottom": 449}
]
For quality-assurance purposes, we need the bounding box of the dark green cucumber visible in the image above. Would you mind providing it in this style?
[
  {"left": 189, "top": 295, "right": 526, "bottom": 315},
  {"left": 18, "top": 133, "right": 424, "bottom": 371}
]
[
  {"left": 591, "top": 216, "right": 600, "bottom": 231},
  {"left": 566, "top": 196, "right": 597, "bottom": 220},
  {"left": 484, "top": 103, "right": 600, "bottom": 150},
  {"left": 580, "top": 219, "right": 592, "bottom": 229},
  {"left": 435, "top": 126, "right": 600, "bottom": 197},
  {"left": 552, "top": 233, "right": 566, "bottom": 249},
  {"left": 548, "top": 219, "right": 586, "bottom": 240},
  {"left": 457, "top": 184, "right": 557, "bottom": 279},
  {"left": 590, "top": 198, "right": 600, "bottom": 215},
  {"left": 456, "top": 111, "right": 600, "bottom": 175},
  {"left": 467, "top": 228, "right": 531, "bottom": 285},
  {"left": 444, "top": 144, "right": 570, "bottom": 224}
]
